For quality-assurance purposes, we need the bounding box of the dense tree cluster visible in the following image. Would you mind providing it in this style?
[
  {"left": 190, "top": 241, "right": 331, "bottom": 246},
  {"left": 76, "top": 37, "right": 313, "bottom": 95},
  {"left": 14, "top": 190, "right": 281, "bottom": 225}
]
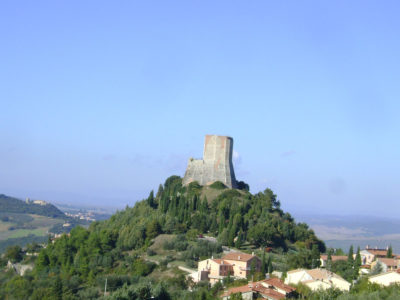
[{"left": 0, "top": 176, "right": 326, "bottom": 298}]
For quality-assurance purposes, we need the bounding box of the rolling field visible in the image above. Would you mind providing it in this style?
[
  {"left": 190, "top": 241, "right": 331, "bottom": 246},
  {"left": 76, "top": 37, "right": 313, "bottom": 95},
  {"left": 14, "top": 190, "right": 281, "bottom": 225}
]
[
  {"left": 0, "top": 213, "right": 66, "bottom": 252},
  {"left": 0, "top": 214, "right": 64, "bottom": 241}
]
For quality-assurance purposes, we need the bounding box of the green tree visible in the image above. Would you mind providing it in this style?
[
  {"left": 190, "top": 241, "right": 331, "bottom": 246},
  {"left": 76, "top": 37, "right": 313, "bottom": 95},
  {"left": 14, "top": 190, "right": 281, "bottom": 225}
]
[
  {"left": 4, "top": 276, "right": 32, "bottom": 299},
  {"left": 311, "top": 244, "right": 321, "bottom": 268},
  {"left": 52, "top": 276, "right": 63, "bottom": 300},
  {"left": 348, "top": 245, "right": 354, "bottom": 263},
  {"left": 235, "top": 229, "right": 244, "bottom": 249},
  {"left": 146, "top": 220, "right": 162, "bottom": 239},
  {"left": 327, "top": 249, "right": 333, "bottom": 271},
  {"left": 354, "top": 246, "right": 362, "bottom": 279},
  {"left": 387, "top": 245, "right": 393, "bottom": 258},
  {"left": 371, "top": 261, "right": 383, "bottom": 275},
  {"left": 147, "top": 190, "right": 155, "bottom": 208},
  {"left": 230, "top": 292, "right": 243, "bottom": 300},
  {"left": 261, "top": 250, "right": 267, "bottom": 274},
  {"left": 268, "top": 255, "right": 274, "bottom": 274},
  {"left": 331, "top": 260, "right": 354, "bottom": 282},
  {"left": 4, "top": 245, "right": 23, "bottom": 263}
]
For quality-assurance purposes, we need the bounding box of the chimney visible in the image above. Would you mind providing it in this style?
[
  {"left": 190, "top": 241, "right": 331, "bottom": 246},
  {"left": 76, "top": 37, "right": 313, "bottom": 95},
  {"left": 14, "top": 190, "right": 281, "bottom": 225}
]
[
  {"left": 238, "top": 255, "right": 241, "bottom": 260},
  {"left": 252, "top": 252, "right": 255, "bottom": 256}
]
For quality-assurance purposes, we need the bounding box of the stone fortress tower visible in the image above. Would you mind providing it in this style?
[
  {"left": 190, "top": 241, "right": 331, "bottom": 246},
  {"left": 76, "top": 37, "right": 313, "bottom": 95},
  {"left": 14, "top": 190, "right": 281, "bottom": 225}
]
[{"left": 182, "top": 135, "right": 237, "bottom": 188}]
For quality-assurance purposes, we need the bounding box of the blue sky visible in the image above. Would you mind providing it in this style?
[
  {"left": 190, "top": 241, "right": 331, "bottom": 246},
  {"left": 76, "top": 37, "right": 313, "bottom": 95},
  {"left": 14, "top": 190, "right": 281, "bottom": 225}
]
[{"left": 1, "top": 1, "right": 399, "bottom": 216}]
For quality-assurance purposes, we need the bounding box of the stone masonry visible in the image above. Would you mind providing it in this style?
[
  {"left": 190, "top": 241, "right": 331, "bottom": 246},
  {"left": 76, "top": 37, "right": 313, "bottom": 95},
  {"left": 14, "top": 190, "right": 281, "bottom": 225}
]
[{"left": 182, "top": 135, "right": 237, "bottom": 188}]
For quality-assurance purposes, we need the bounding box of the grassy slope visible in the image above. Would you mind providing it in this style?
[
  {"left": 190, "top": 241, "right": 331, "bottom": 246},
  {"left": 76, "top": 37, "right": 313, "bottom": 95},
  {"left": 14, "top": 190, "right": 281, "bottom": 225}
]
[
  {"left": 200, "top": 185, "right": 248, "bottom": 204},
  {"left": 0, "top": 214, "right": 64, "bottom": 241}
]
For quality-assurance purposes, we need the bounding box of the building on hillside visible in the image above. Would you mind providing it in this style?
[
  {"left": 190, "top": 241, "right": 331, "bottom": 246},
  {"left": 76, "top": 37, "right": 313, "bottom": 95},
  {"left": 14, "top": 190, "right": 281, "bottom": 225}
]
[
  {"left": 365, "top": 246, "right": 392, "bottom": 258},
  {"left": 370, "top": 258, "right": 399, "bottom": 273},
  {"left": 221, "top": 278, "right": 296, "bottom": 300},
  {"left": 355, "top": 250, "right": 376, "bottom": 265},
  {"left": 320, "top": 255, "right": 347, "bottom": 267},
  {"left": 182, "top": 135, "right": 237, "bottom": 188},
  {"left": 369, "top": 270, "right": 400, "bottom": 286},
  {"left": 198, "top": 258, "right": 233, "bottom": 284},
  {"left": 33, "top": 200, "right": 47, "bottom": 205},
  {"left": 285, "top": 268, "right": 351, "bottom": 291},
  {"left": 198, "top": 252, "right": 261, "bottom": 284}
]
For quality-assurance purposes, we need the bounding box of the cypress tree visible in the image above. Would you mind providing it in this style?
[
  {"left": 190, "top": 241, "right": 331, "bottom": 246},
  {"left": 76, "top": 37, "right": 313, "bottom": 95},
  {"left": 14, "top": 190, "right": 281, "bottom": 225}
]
[
  {"left": 218, "top": 211, "right": 225, "bottom": 234},
  {"left": 387, "top": 245, "right": 393, "bottom": 258},
  {"left": 261, "top": 250, "right": 267, "bottom": 275},
  {"left": 267, "top": 255, "right": 273, "bottom": 274},
  {"left": 147, "top": 190, "right": 155, "bottom": 208},
  {"left": 200, "top": 197, "right": 208, "bottom": 214},
  {"left": 210, "top": 214, "right": 218, "bottom": 234},
  {"left": 327, "top": 249, "right": 333, "bottom": 271},
  {"left": 348, "top": 245, "right": 354, "bottom": 263},
  {"left": 235, "top": 229, "right": 243, "bottom": 249},
  {"left": 52, "top": 276, "right": 63, "bottom": 300},
  {"left": 311, "top": 244, "right": 321, "bottom": 268},
  {"left": 354, "top": 246, "right": 361, "bottom": 279}
]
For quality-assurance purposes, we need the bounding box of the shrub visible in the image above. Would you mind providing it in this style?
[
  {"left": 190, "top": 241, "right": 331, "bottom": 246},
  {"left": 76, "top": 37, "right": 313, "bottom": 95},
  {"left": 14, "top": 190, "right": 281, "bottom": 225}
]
[
  {"left": 209, "top": 181, "right": 227, "bottom": 190},
  {"left": 146, "top": 248, "right": 156, "bottom": 256}
]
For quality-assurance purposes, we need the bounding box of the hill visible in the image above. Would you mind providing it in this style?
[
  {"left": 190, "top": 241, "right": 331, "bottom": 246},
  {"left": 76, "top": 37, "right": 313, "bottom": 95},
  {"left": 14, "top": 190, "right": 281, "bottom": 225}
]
[
  {"left": 0, "top": 176, "right": 326, "bottom": 299},
  {"left": 0, "top": 194, "right": 87, "bottom": 253},
  {"left": 0, "top": 194, "right": 66, "bottom": 219}
]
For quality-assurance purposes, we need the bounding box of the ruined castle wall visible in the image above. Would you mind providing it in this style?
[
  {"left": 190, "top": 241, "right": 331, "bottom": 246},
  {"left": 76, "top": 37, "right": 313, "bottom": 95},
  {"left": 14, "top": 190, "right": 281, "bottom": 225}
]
[{"left": 182, "top": 135, "right": 237, "bottom": 188}]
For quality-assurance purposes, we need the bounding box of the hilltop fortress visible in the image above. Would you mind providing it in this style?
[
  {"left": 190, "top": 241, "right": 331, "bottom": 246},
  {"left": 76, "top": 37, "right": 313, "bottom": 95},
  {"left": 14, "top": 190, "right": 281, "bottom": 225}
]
[{"left": 182, "top": 135, "right": 237, "bottom": 188}]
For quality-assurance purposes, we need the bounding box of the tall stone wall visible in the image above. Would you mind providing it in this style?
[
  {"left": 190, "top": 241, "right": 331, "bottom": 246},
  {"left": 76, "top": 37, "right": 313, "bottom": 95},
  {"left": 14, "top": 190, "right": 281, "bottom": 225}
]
[{"left": 182, "top": 135, "right": 237, "bottom": 188}]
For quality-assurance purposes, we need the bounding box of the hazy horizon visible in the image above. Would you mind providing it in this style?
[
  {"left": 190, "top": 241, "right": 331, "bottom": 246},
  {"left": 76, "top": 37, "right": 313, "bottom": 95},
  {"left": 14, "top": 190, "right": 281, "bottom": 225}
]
[{"left": 2, "top": 1, "right": 400, "bottom": 217}]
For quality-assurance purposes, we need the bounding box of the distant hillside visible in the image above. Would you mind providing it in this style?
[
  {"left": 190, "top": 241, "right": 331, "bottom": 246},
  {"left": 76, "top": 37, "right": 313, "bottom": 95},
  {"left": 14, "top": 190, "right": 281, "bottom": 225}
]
[{"left": 0, "top": 194, "right": 66, "bottom": 219}]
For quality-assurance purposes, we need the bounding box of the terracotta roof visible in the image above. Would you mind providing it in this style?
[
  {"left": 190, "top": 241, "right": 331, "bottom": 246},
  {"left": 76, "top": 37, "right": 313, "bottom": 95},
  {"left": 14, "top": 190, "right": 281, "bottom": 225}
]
[
  {"left": 320, "top": 255, "right": 348, "bottom": 262},
  {"left": 377, "top": 258, "right": 399, "bottom": 267},
  {"left": 367, "top": 249, "right": 388, "bottom": 256},
  {"left": 221, "top": 283, "right": 286, "bottom": 300},
  {"left": 212, "top": 259, "right": 231, "bottom": 265},
  {"left": 252, "top": 284, "right": 286, "bottom": 300},
  {"left": 361, "top": 265, "right": 371, "bottom": 269},
  {"left": 221, "top": 285, "right": 253, "bottom": 297},
  {"left": 262, "top": 277, "right": 296, "bottom": 293},
  {"left": 223, "top": 252, "right": 256, "bottom": 262}
]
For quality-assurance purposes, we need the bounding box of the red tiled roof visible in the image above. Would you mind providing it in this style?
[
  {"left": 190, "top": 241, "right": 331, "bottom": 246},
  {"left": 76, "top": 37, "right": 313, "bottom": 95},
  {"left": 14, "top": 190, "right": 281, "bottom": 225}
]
[
  {"left": 223, "top": 252, "right": 257, "bottom": 262},
  {"left": 221, "top": 283, "right": 286, "bottom": 300},
  {"left": 367, "top": 249, "right": 388, "bottom": 256},
  {"left": 361, "top": 265, "right": 371, "bottom": 269},
  {"left": 262, "top": 277, "right": 296, "bottom": 293},
  {"left": 221, "top": 285, "right": 252, "bottom": 297},
  {"left": 252, "top": 284, "right": 286, "bottom": 300},
  {"left": 377, "top": 258, "right": 399, "bottom": 267},
  {"left": 212, "top": 259, "right": 231, "bottom": 265}
]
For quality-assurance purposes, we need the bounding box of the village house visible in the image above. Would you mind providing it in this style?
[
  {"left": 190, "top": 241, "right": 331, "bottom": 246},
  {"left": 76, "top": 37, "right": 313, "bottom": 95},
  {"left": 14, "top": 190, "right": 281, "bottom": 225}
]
[
  {"left": 319, "top": 255, "right": 347, "bottom": 267},
  {"left": 369, "top": 270, "right": 400, "bottom": 286},
  {"left": 356, "top": 249, "right": 376, "bottom": 265},
  {"left": 284, "top": 268, "right": 351, "bottom": 291},
  {"left": 365, "top": 246, "right": 392, "bottom": 258},
  {"left": 370, "top": 258, "right": 399, "bottom": 273},
  {"left": 221, "top": 277, "right": 296, "bottom": 300},
  {"left": 198, "top": 252, "right": 261, "bottom": 284}
]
